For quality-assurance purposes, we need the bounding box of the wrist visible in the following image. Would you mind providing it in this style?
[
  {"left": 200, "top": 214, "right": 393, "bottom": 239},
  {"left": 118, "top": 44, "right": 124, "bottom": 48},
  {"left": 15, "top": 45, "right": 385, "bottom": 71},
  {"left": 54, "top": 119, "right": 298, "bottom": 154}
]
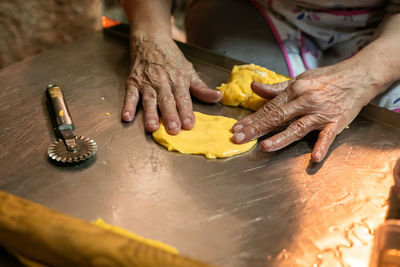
[
  {"left": 348, "top": 39, "right": 400, "bottom": 93},
  {"left": 328, "top": 55, "right": 386, "bottom": 105},
  {"left": 123, "top": 0, "right": 173, "bottom": 40},
  {"left": 128, "top": 32, "right": 177, "bottom": 63},
  {"left": 129, "top": 32, "right": 174, "bottom": 57},
  {"left": 129, "top": 22, "right": 172, "bottom": 40},
  {"left": 130, "top": 30, "right": 172, "bottom": 43}
]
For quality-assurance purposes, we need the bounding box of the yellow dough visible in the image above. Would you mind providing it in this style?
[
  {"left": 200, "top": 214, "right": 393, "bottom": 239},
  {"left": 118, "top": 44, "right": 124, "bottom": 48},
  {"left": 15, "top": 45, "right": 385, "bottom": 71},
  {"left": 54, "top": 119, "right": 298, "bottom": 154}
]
[
  {"left": 152, "top": 112, "right": 257, "bottom": 159},
  {"left": 217, "top": 64, "right": 290, "bottom": 111}
]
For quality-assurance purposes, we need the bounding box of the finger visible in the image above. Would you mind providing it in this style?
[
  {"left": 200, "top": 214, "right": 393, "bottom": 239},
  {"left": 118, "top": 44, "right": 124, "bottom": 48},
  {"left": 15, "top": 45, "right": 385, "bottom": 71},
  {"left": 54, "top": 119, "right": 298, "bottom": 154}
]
[
  {"left": 190, "top": 73, "right": 222, "bottom": 103},
  {"left": 251, "top": 80, "right": 292, "bottom": 99},
  {"left": 141, "top": 85, "right": 159, "bottom": 132},
  {"left": 232, "top": 92, "right": 290, "bottom": 133},
  {"left": 311, "top": 123, "right": 338, "bottom": 162},
  {"left": 260, "top": 115, "right": 318, "bottom": 152},
  {"left": 173, "top": 78, "right": 195, "bottom": 130},
  {"left": 121, "top": 81, "right": 140, "bottom": 122},
  {"left": 232, "top": 98, "right": 305, "bottom": 144},
  {"left": 157, "top": 86, "right": 181, "bottom": 135}
]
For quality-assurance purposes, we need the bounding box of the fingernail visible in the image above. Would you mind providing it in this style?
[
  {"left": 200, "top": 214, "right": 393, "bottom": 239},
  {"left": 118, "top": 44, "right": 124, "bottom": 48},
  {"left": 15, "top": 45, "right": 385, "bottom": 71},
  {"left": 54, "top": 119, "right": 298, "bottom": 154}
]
[
  {"left": 123, "top": 111, "right": 131, "bottom": 117},
  {"left": 183, "top": 118, "right": 192, "bottom": 126},
  {"left": 315, "top": 151, "right": 321, "bottom": 161},
  {"left": 232, "top": 124, "right": 243, "bottom": 132},
  {"left": 234, "top": 132, "right": 245, "bottom": 143},
  {"left": 263, "top": 140, "right": 273, "bottom": 151},
  {"left": 168, "top": 121, "right": 178, "bottom": 130}
]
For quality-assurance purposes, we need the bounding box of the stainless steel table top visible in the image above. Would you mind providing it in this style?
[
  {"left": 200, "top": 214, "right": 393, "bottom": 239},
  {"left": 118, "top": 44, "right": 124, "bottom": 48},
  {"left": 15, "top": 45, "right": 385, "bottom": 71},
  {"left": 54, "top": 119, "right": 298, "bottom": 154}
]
[{"left": 1, "top": 30, "right": 400, "bottom": 267}]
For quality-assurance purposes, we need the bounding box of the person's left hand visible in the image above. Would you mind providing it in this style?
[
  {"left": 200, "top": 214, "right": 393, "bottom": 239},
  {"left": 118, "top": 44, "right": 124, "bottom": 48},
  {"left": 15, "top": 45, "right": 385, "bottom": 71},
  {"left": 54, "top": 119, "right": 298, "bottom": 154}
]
[{"left": 231, "top": 60, "right": 386, "bottom": 162}]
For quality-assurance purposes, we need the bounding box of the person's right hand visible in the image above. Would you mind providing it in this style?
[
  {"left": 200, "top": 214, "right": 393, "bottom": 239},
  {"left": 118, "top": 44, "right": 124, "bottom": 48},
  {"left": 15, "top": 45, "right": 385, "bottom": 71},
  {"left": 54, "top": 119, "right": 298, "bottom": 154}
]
[{"left": 121, "top": 35, "right": 222, "bottom": 134}]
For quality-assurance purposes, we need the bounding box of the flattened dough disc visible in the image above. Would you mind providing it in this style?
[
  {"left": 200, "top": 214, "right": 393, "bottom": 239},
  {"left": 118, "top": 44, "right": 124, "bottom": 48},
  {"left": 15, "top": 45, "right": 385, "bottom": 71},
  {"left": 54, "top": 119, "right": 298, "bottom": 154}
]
[{"left": 152, "top": 112, "right": 257, "bottom": 159}]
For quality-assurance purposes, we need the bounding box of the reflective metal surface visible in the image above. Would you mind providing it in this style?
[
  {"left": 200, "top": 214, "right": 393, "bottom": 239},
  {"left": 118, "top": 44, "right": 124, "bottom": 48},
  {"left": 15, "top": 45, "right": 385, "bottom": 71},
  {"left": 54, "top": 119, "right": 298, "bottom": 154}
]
[{"left": 1, "top": 30, "right": 400, "bottom": 267}]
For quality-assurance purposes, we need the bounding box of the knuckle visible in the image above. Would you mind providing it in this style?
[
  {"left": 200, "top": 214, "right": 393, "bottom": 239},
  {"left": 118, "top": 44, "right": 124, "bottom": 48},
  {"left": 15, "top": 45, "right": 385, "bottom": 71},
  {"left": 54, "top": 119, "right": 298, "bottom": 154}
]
[
  {"left": 125, "top": 84, "right": 139, "bottom": 100},
  {"left": 287, "top": 85, "right": 297, "bottom": 96},
  {"left": 127, "top": 89, "right": 139, "bottom": 98},
  {"left": 185, "top": 61, "right": 194, "bottom": 70},
  {"left": 269, "top": 108, "right": 286, "bottom": 125},
  {"left": 276, "top": 80, "right": 290, "bottom": 91},
  {"left": 151, "top": 73, "right": 168, "bottom": 85},
  {"left": 175, "top": 92, "right": 190, "bottom": 102},
  {"left": 261, "top": 103, "right": 274, "bottom": 114},
  {"left": 126, "top": 76, "right": 139, "bottom": 88},
  {"left": 145, "top": 91, "right": 157, "bottom": 100},
  {"left": 268, "top": 95, "right": 286, "bottom": 110},
  {"left": 248, "top": 124, "right": 260, "bottom": 137},
  {"left": 324, "top": 128, "right": 336, "bottom": 139},
  {"left": 149, "top": 65, "right": 163, "bottom": 76},
  {"left": 142, "top": 91, "right": 157, "bottom": 104},
  {"left": 289, "top": 120, "right": 309, "bottom": 139},
  {"left": 289, "top": 80, "right": 308, "bottom": 96},
  {"left": 143, "top": 67, "right": 169, "bottom": 85},
  {"left": 191, "top": 71, "right": 202, "bottom": 82},
  {"left": 175, "top": 70, "right": 187, "bottom": 79},
  {"left": 173, "top": 74, "right": 191, "bottom": 88},
  {"left": 157, "top": 94, "right": 175, "bottom": 106},
  {"left": 249, "top": 122, "right": 267, "bottom": 137},
  {"left": 294, "top": 79, "right": 309, "bottom": 88}
]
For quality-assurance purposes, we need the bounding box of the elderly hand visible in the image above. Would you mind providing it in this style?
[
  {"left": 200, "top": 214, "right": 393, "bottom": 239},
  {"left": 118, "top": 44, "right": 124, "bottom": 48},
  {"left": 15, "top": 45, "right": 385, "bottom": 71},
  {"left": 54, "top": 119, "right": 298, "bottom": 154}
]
[
  {"left": 231, "top": 61, "right": 386, "bottom": 162},
  {"left": 121, "top": 35, "right": 222, "bottom": 134}
]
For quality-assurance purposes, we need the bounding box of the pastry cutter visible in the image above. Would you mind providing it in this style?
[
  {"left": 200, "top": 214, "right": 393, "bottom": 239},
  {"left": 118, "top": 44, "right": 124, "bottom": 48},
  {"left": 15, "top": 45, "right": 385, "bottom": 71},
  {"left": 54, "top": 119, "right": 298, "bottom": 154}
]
[{"left": 46, "top": 84, "right": 97, "bottom": 163}]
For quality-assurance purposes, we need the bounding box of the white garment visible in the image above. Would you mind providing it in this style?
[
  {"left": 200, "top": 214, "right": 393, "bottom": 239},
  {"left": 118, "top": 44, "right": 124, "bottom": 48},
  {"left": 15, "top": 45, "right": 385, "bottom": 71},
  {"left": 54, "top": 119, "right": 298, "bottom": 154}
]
[{"left": 251, "top": 0, "right": 400, "bottom": 112}]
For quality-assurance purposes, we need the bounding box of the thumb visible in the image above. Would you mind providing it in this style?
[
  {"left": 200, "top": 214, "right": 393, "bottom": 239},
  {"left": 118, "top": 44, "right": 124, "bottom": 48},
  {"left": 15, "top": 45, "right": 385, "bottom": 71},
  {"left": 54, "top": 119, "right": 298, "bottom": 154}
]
[
  {"left": 190, "top": 73, "right": 222, "bottom": 103},
  {"left": 251, "top": 80, "right": 292, "bottom": 99}
]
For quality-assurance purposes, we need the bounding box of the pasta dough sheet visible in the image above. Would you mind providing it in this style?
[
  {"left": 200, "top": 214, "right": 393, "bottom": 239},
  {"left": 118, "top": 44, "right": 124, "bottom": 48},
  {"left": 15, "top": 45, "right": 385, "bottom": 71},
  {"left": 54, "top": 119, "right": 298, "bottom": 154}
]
[
  {"left": 152, "top": 112, "right": 257, "bottom": 159},
  {"left": 217, "top": 64, "right": 290, "bottom": 111}
]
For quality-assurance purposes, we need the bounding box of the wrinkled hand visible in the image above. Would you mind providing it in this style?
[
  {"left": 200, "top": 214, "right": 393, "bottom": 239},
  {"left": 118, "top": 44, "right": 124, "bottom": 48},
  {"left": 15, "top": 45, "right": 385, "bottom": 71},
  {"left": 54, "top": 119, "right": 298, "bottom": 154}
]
[
  {"left": 232, "top": 62, "right": 384, "bottom": 162},
  {"left": 121, "top": 35, "right": 222, "bottom": 134}
]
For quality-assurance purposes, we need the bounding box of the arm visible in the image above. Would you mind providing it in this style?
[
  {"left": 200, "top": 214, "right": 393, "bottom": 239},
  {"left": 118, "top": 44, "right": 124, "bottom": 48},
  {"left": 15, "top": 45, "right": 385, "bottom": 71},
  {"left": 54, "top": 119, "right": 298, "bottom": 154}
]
[
  {"left": 120, "top": 0, "right": 221, "bottom": 134},
  {"left": 122, "top": 0, "right": 173, "bottom": 39},
  {"left": 353, "top": 13, "right": 400, "bottom": 90},
  {"left": 232, "top": 13, "right": 400, "bottom": 162}
]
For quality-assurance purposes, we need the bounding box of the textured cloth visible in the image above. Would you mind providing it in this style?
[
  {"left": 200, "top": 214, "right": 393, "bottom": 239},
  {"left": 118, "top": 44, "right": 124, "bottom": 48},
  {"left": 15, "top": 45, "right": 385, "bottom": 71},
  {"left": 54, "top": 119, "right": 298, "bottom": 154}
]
[
  {"left": 0, "top": 0, "right": 101, "bottom": 68},
  {"left": 251, "top": 0, "right": 400, "bottom": 111}
]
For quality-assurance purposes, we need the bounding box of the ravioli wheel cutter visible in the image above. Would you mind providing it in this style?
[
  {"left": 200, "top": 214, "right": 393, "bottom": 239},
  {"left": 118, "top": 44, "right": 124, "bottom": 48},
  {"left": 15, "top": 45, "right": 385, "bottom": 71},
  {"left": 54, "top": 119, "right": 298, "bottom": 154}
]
[{"left": 46, "top": 84, "right": 97, "bottom": 163}]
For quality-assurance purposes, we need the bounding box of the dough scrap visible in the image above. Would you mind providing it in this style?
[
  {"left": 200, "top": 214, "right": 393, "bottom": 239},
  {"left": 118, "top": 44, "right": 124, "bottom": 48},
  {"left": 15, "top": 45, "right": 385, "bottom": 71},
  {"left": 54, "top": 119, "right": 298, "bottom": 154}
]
[
  {"left": 152, "top": 112, "right": 257, "bottom": 159},
  {"left": 217, "top": 64, "right": 290, "bottom": 111}
]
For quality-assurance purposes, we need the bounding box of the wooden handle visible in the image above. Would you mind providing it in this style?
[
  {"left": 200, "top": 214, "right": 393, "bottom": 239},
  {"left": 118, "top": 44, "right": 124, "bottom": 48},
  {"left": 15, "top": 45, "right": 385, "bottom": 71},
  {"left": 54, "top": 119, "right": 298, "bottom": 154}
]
[
  {"left": 46, "top": 84, "right": 74, "bottom": 131},
  {"left": 0, "top": 191, "right": 215, "bottom": 267}
]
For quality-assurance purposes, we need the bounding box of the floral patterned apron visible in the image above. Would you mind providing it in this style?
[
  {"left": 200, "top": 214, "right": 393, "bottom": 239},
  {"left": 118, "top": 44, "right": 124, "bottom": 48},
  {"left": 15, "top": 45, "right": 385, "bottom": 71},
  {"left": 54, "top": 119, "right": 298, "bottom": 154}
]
[{"left": 250, "top": 0, "right": 400, "bottom": 112}]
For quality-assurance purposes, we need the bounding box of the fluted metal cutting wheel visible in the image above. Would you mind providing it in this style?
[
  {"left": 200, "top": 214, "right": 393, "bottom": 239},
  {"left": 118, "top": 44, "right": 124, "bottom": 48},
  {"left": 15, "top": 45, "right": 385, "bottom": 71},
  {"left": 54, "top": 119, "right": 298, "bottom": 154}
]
[{"left": 47, "top": 136, "right": 97, "bottom": 163}]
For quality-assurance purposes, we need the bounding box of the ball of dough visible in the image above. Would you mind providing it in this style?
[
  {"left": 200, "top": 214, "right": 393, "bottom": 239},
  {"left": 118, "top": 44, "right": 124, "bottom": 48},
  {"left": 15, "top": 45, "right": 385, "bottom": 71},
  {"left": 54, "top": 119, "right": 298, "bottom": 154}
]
[{"left": 217, "top": 64, "right": 290, "bottom": 111}]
